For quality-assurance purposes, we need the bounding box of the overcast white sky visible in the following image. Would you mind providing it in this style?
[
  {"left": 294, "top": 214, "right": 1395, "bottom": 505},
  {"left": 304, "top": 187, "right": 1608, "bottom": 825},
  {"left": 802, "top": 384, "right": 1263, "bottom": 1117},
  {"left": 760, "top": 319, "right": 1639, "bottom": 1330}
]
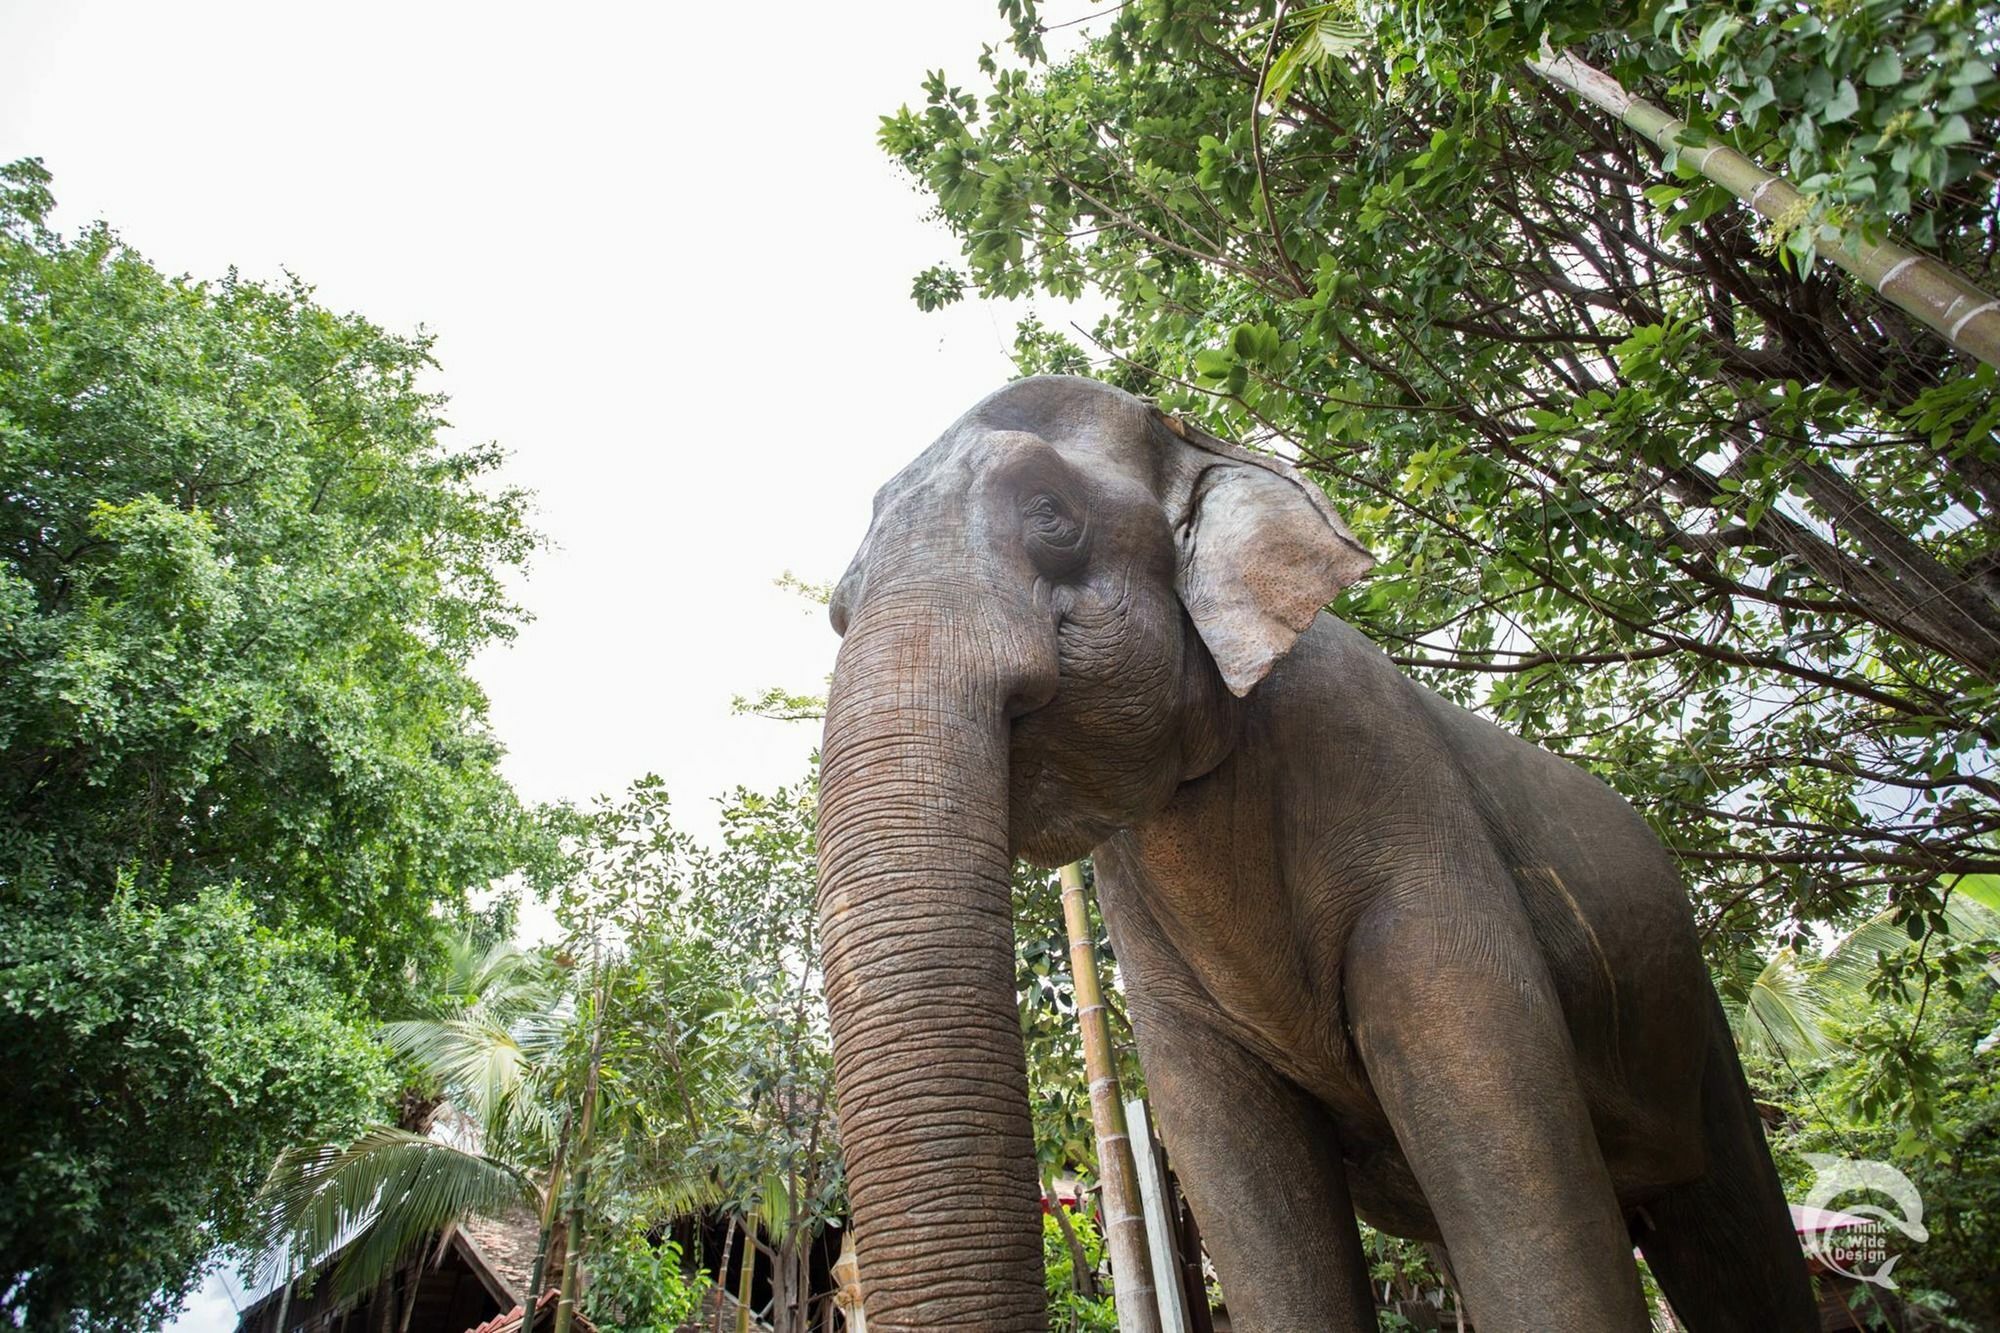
[{"left": 0, "top": 0, "right": 1102, "bottom": 1326}]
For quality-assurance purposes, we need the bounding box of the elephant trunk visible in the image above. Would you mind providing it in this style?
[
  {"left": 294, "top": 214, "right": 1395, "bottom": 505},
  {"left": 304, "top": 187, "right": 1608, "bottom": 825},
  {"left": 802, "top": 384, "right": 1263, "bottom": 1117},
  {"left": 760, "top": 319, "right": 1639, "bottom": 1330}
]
[{"left": 817, "top": 606, "right": 1046, "bottom": 1332}]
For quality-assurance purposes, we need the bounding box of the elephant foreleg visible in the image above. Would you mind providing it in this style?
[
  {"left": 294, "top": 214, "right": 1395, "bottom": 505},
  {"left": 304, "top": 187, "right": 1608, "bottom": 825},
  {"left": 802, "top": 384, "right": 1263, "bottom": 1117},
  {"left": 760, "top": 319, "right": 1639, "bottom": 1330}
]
[
  {"left": 1345, "top": 884, "right": 1651, "bottom": 1333},
  {"left": 1122, "top": 996, "right": 1375, "bottom": 1332}
]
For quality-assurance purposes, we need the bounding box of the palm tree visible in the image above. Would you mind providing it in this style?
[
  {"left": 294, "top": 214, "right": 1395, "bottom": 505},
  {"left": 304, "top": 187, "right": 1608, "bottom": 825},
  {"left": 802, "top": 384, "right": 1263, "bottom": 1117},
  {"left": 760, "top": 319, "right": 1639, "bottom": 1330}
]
[
  {"left": 248, "top": 931, "right": 728, "bottom": 1316},
  {"left": 1723, "top": 876, "right": 2000, "bottom": 1069},
  {"left": 248, "top": 936, "right": 563, "bottom": 1304}
]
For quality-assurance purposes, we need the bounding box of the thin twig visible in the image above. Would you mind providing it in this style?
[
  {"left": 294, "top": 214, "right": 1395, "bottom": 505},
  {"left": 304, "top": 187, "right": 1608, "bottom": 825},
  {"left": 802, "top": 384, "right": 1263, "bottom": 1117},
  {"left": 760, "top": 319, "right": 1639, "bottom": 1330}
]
[
  {"left": 1040, "top": 0, "right": 1137, "bottom": 32},
  {"left": 1252, "top": 1, "right": 1310, "bottom": 296}
]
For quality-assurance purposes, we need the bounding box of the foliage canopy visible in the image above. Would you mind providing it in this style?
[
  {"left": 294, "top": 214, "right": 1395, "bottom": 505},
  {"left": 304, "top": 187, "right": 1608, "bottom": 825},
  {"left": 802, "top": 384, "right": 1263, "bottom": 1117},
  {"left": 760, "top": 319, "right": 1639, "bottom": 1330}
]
[{"left": 0, "top": 159, "right": 552, "bottom": 1328}]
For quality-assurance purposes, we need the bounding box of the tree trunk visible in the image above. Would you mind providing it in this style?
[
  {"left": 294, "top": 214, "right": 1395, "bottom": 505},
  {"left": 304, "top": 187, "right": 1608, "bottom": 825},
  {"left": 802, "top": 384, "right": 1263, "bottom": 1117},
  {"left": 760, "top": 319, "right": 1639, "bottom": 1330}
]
[
  {"left": 398, "top": 1258, "right": 422, "bottom": 1333},
  {"left": 783, "top": 1235, "right": 808, "bottom": 1333},
  {"left": 1046, "top": 1180, "right": 1099, "bottom": 1298},
  {"left": 716, "top": 1215, "right": 739, "bottom": 1333},
  {"left": 552, "top": 976, "right": 609, "bottom": 1333},
  {"left": 554, "top": 1207, "right": 583, "bottom": 1333},
  {"left": 527, "top": 1108, "right": 574, "bottom": 1306}
]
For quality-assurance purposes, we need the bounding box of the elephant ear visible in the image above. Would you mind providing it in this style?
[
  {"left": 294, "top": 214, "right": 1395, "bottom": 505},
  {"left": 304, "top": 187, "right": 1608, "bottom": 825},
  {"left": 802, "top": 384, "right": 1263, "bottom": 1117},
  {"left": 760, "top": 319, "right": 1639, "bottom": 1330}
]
[{"left": 1164, "top": 419, "right": 1374, "bottom": 696}]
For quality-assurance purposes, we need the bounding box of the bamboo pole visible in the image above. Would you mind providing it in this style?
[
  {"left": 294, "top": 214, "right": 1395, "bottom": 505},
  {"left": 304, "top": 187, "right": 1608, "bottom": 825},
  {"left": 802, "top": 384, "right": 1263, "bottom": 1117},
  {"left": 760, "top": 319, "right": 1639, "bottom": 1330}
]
[
  {"left": 1528, "top": 47, "right": 2000, "bottom": 372},
  {"left": 1059, "top": 862, "right": 1161, "bottom": 1333},
  {"left": 831, "top": 1231, "right": 865, "bottom": 1333}
]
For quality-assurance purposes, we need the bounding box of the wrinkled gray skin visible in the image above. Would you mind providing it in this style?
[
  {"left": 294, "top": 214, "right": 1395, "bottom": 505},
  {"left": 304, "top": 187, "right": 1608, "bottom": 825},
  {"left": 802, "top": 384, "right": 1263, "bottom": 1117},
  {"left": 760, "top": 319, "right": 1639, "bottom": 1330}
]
[{"left": 818, "top": 377, "right": 1815, "bottom": 1332}]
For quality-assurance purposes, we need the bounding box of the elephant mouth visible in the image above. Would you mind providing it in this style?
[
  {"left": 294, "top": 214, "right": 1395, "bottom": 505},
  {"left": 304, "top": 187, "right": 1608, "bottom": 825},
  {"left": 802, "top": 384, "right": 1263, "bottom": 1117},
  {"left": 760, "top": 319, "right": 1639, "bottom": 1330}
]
[{"left": 1006, "top": 713, "right": 1154, "bottom": 865}]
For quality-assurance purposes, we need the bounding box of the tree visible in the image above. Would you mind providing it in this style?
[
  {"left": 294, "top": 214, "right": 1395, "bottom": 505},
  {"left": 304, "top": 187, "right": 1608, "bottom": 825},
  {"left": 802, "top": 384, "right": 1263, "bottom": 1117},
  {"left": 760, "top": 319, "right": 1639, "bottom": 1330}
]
[
  {"left": 879, "top": 0, "right": 2000, "bottom": 1059},
  {"left": 675, "top": 779, "right": 842, "bottom": 1333},
  {"left": 1722, "top": 876, "right": 1999, "bottom": 1072},
  {"left": 1752, "top": 880, "right": 2000, "bottom": 1325},
  {"left": 0, "top": 888, "right": 391, "bottom": 1329},
  {"left": 250, "top": 937, "right": 565, "bottom": 1309},
  {"left": 1042, "top": 1204, "right": 1119, "bottom": 1332},
  {"left": 0, "top": 159, "right": 554, "bottom": 1328},
  {"left": 256, "top": 772, "right": 848, "bottom": 1333}
]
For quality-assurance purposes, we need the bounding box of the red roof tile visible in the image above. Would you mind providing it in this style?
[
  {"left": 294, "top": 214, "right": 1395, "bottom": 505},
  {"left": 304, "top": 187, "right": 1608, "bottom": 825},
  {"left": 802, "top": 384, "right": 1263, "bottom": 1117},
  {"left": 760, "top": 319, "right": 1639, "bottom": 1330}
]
[{"left": 462, "top": 1288, "right": 595, "bottom": 1333}]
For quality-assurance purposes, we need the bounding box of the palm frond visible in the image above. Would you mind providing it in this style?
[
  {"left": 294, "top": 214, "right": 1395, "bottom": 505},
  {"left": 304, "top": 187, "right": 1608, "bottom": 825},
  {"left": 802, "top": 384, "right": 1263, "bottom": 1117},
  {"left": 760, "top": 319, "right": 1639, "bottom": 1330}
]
[
  {"left": 251, "top": 1126, "right": 540, "bottom": 1301},
  {"left": 1947, "top": 873, "right": 2000, "bottom": 917},
  {"left": 1815, "top": 915, "right": 1922, "bottom": 997},
  {"left": 382, "top": 1015, "right": 540, "bottom": 1140},
  {"left": 438, "top": 934, "right": 557, "bottom": 1011},
  {"left": 1727, "top": 889, "right": 2000, "bottom": 1066},
  {"left": 1817, "top": 894, "right": 1997, "bottom": 996},
  {"left": 509, "top": 992, "right": 578, "bottom": 1068},
  {"left": 1731, "top": 949, "right": 1839, "bottom": 1065}
]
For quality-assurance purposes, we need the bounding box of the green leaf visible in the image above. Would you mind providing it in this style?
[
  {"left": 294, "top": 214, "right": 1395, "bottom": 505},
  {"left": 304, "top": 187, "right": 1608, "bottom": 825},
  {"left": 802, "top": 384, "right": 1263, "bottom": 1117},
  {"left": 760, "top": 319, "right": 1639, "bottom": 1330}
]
[
  {"left": 1192, "top": 348, "right": 1236, "bottom": 380},
  {"left": 1823, "top": 79, "right": 1860, "bottom": 123},
  {"left": 1934, "top": 114, "right": 1972, "bottom": 146},
  {"left": 1696, "top": 13, "right": 1741, "bottom": 61},
  {"left": 1865, "top": 50, "right": 1905, "bottom": 87},
  {"left": 1741, "top": 76, "right": 1777, "bottom": 119}
]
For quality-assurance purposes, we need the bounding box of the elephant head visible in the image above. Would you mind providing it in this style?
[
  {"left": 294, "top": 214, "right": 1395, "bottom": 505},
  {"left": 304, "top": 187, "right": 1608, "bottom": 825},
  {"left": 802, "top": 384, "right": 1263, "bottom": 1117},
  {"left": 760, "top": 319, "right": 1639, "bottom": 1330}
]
[{"left": 817, "top": 376, "right": 1371, "bottom": 1329}]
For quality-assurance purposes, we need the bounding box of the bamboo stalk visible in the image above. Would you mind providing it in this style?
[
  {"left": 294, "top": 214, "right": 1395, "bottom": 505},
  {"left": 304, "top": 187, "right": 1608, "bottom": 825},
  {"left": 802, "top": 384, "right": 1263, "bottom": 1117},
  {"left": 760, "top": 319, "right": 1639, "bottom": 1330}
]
[
  {"left": 525, "top": 1108, "right": 573, "bottom": 1308},
  {"left": 831, "top": 1230, "right": 864, "bottom": 1333},
  {"left": 552, "top": 977, "right": 609, "bottom": 1333},
  {"left": 735, "top": 1226, "right": 756, "bottom": 1333},
  {"left": 1528, "top": 47, "right": 2000, "bottom": 371},
  {"left": 1059, "top": 862, "right": 1162, "bottom": 1333}
]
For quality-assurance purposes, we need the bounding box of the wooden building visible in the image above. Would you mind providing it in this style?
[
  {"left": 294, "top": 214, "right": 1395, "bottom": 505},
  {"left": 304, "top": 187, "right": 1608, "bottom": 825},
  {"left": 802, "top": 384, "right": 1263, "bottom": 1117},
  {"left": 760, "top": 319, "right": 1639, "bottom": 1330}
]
[{"left": 235, "top": 1207, "right": 555, "bottom": 1333}]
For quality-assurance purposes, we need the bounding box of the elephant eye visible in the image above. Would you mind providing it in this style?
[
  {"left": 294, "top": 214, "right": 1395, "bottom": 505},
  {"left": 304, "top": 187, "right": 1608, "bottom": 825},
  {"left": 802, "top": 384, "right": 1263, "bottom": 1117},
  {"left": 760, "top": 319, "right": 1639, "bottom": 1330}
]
[{"left": 1022, "top": 493, "right": 1087, "bottom": 574}]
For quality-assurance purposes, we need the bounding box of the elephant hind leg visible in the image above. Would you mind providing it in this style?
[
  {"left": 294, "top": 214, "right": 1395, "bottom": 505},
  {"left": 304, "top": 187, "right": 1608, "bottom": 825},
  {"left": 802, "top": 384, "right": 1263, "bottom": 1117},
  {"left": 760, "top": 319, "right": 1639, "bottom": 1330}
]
[{"left": 1634, "top": 994, "right": 1817, "bottom": 1332}]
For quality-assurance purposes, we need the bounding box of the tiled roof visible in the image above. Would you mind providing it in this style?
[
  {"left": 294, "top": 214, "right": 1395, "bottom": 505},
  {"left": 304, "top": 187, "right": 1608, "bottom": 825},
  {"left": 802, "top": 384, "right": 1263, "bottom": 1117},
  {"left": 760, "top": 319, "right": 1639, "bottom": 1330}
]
[
  {"left": 462, "top": 1289, "right": 595, "bottom": 1333},
  {"left": 458, "top": 1206, "right": 543, "bottom": 1300}
]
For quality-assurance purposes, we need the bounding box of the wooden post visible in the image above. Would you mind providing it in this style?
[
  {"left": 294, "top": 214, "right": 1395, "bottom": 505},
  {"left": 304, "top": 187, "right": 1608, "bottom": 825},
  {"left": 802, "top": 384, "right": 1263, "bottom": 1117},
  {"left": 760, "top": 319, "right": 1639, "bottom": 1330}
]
[
  {"left": 1059, "top": 862, "right": 1162, "bottom": 1333},
  {"left": 1124, "top": 1099, "right": 1192, "bottom": 1333},
  {"left": 831, "top": 1231, "right": 865, "bottom": 1332},
  {"left": 1167, "top": 1172, "right": 1215, "bottom": 1333}
]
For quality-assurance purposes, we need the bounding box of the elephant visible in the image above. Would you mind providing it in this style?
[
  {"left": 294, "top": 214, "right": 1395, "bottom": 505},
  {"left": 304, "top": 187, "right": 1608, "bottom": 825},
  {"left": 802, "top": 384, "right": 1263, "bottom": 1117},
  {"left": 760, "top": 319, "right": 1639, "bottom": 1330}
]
[{"left": 816, "top": 375, "right": 1816, "bottom": 1332}]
